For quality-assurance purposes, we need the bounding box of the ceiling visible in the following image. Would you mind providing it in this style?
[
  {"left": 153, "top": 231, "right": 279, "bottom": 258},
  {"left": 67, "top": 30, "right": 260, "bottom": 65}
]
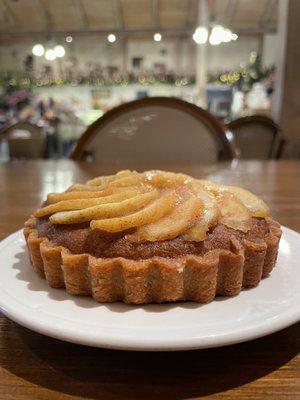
[{"left": 0, "top": 0, "right": 278, "bottom": 40}]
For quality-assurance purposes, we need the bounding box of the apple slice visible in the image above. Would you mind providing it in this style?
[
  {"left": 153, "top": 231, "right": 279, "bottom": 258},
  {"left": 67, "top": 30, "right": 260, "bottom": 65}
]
[
  {"left": 108, "top": 174, "right": 144, "bottom": 188},
  {"left": 197, "top": 179, "right": 221, "bottom": 192},
  {"left": 86, "top": 172, "right": 123, "bottom": 187},
  {"left": 199, "top": 180, "right": 269, "bottom": 218},
  {"left": 36, "top": 190, "right": 142, "bottom": 217},
  {"left": 222, "top": 185, "right": 269, "bottom": 218},
  {"left": 50, "top": 189, "right": 159, "bottom": 224},
  {"left": 90, "top": 191, "right": 176, "bottom": 232},
  {"left": 67, "top": 184, "right": 96, "bottom": 192},
  {"left": 182, "top": 185, "right": 219, "bottom": 241},
  {"left": 217, "top": 191, "right": 251, "bottom": 232},
  {"left": 87, "top": 170, "right": 138, "bottom": 187},
  {"left": 133, "top": 191, "right": 203, "bottom": 242},
  {"left": 144, "top": 170, "right": 192, "bottom": 188},
  {"left": 47, "top": 190, "right": 112, "bottom": 203}
]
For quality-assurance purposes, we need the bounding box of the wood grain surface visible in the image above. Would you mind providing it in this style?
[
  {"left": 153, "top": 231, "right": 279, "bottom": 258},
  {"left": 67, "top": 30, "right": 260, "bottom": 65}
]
[{"left": 0, "top": 160, "right": 299, "bottom": 400}]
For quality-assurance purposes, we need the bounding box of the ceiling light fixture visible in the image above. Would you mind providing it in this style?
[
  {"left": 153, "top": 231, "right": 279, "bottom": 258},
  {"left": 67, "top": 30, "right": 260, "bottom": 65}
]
[
  {"left": 192, "top": 26, "right": 208, "bottom": 44},
  {"left": 45, "top": 49, "right": 56, "bottom": 61},
  {"left": 54, "top": 45, "right": 65, "bottom": 58},
  {"left": 32, "top": 44, "right": 44, "bottom": 56},
  {"left": 107, "top": 33, "right": 116, "bottom": 43},
  {"left": 154, "top": 32, "right": 162, "bottom": 42},
  {"left": 222, "top": 28, "right": 233, "bottom": 43},
  {"left": 209, "top": 25, "right": 223, "bottom": 45},
  {"left": 66, "top": 35, "right": 73, "bottom": 43},
  {"left": 193, "top": 24, "right": 238, "bottom": 46}
]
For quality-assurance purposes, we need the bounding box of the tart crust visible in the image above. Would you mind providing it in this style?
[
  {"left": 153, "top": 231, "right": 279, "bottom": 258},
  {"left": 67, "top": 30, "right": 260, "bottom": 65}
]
[{"left": 23, "top": 217, "right": 281, "bottom": 304}]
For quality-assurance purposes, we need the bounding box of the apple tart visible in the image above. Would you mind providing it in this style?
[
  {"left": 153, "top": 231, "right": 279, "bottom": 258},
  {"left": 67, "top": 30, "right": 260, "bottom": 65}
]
[{"left": 24, "top": 170, "right": 281, "bottom": 304}]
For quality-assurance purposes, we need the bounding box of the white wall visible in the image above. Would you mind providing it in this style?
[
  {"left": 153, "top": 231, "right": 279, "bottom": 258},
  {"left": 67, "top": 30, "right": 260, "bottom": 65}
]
[
  {"left": 127, "top": 40, "right": 176, "bottom": 71},
  {"left": 262, "top": 34, "right": 279, "bottom": 67},
  {"left": 207, "top": 37, "right": 260, "bottom": 72},
  {"left": 71, "top": 37, "right": 123, "bottom": 69},
  {"left": 0, "top": 35, "right": 276, "bottom": 76},
  {"left": 0, "top": 38, "right": 123, "bottom": 73}
]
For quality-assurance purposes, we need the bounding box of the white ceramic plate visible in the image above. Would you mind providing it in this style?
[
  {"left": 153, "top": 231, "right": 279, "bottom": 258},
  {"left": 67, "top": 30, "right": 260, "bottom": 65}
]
[{"left": 0, "top": 227, "right": 299, "bottom": 351}]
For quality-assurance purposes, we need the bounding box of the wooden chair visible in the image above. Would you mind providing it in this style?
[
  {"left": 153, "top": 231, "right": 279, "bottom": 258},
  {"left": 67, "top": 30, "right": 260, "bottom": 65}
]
[
  {"left": 0, "top": 121, "right": 45, "bottom": 159},
  {"left": 227, "top": 115, "right": 286, "bottom": 159},
  {"left": 71, "top": 97, "right": 236, "bottom": 164}
]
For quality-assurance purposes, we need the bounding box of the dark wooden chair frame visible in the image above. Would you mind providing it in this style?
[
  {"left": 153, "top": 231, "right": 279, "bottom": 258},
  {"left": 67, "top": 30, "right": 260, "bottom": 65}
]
[
  {"left": 0, "top": 121, "right": 45, "bottom": 159},
  {"left": 0, "top": 121, "right": 42, "bottom": 138},
  {"left": 227, "top": 115, "right": 286, "bottom": 159},
  {"left": 71, "top": 97, "right": 236, "bottom": 161}
]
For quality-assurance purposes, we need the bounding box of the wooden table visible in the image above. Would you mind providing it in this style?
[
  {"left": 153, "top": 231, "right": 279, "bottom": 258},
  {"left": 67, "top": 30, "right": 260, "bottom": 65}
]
[{"left": 0, "top": 160, "right": 299, "bottom": 400}]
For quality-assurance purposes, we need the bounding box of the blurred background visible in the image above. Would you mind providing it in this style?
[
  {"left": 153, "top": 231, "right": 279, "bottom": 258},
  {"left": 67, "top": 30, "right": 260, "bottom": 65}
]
[{"left": 0, "top": 0, "right": 299, "bottom": 161}]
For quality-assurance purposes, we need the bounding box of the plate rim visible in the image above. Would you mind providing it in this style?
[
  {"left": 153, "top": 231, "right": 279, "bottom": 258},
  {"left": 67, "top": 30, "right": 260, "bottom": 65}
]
[{"left": 0, "top": 227, "right": 299, "bottom": 351}]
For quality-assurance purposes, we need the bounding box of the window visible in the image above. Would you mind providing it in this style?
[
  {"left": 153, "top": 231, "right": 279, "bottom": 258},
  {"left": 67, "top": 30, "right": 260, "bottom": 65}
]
[{"left": 132, "top": 57, "right": 143, "bottom": 69}]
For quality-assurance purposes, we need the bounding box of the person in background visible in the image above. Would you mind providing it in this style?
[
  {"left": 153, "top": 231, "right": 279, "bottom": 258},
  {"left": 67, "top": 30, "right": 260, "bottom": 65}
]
[{"left": 44, "top": 97, "right": 60, "bottom": 158}]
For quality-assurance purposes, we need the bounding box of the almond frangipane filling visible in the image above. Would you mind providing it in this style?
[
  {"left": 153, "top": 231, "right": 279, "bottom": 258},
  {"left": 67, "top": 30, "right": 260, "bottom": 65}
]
[{"left": 35, "top": 170, "right": 269, "bottom": 242}]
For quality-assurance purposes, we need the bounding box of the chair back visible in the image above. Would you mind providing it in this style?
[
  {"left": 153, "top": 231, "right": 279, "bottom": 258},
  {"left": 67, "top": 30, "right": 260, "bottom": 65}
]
[
  {"left": 71, "top": 97, "right": 235, "bottom": 164},
  {"left": 227, "top": 115, "right": 284, "bottom": 159},
  {"left": 1, "top": 122, "right": 45, "bottom": 159}
]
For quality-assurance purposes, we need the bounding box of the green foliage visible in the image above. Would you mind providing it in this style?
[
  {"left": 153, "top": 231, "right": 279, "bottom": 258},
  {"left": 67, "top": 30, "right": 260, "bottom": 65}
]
[{"left": 207, "top": 52, "right": 275, "bottom": 91}]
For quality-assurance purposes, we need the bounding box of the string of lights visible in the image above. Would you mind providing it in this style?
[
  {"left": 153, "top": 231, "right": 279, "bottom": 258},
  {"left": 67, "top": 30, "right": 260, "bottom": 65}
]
[{"left": 30, "top": 24, "right": 237, "bottom": 63}]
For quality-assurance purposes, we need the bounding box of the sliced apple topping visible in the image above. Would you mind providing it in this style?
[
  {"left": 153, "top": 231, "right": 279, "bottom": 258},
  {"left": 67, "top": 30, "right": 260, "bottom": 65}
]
[
  {"left": 108, "top": 174, "right": 144, "bottom": 188},
  {"left": 35, "top": 190, "right": 142, "bottom": 218},
  {"left": 145, "top": 170, "right": 191, "bottom": 188},
  {"left": 221, "top": 185, "right": 269, "bottom": 218},
  {"left": 86, "top": 170, "right": 132, "bottom": 186},
  {"left": 217, "top": 191, "right": 251, "bottom": 232},
  {"left": 39, "top": 170, "right": 269, "bottom": 239},
  {"left": 182, "top": 184, "right": 219, "bottom": 241},
  {"left": 90, "top": 191, "right": 177, "bottom": 232},
  {"left": 46, "top": 190, "right": 110, "bottom": 203},
  {"left": 197, "top": 179, "right": 222, "bottom": 194},
  {"left": 49, "top": 189, "right": 160, "bottom": 224},
  {"left": 199, "top": 180, "right": 269, "bottom": 218},
  {"left": 66, "top": 184, "right": 105, "bottom": 192},
  {"left": 132, "top": 189, "right": 203, "bottom": 242},
  {"left": 88, "top": 170, "right": 144, "bottom": 189}
]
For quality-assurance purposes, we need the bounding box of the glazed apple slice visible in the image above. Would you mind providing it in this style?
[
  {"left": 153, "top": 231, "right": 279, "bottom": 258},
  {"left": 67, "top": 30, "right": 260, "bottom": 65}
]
[
  {"left": 133, "top": 190, "right": 203, "bottom": 242},
  {"left": 222, "top": 185, "right": 269, "bottom": 218},
  {"left": 199, "top": 180, "right": 269, "bottom": 218},
  {"left": 36, "top": 190, "right": 143, "bottom": 217},
  {"left": 50, "top": 189, "right": 160, "bottom": 224},
  {"left": 217, "top": 191, "right": 251, "bottom": 232},
  {"left": 47, "top": 184, "right": 151, "bottom": 204},
  {"left": 144, "top": 170, "right": 192, "bottom": 188},
  {"left": 108, "top": 174, "right": 144, "bottom": 188},
  {"left": 182, "top": 185, "right": 219, "bottom": 241},
  {"left": 86, "top": 169, "right": 132, "bottom": 186},
  {"left": 90, "top": 191, "right": 177, "bottom": 232},
  {"left": 197, "top": 179, "right": 221, "bottom": 193}
]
